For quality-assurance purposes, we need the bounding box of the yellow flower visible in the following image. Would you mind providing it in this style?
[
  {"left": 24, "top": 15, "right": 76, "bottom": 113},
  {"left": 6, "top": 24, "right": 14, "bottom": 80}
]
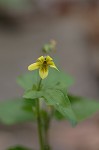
[{"left": 28, "top": 56, "right": 58, "bottom": 79}]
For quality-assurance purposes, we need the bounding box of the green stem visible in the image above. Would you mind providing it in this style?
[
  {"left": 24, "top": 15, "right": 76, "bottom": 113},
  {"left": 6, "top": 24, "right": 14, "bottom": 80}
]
[
  {"left": 44, "top": 107, "right": 54, "bottom": 150},
  {"left": 36, "top": 78, "right": 44, "bottom": 150},
  {"left": 43, "top": 121, "right": 49, "bottom": 150},
  {"left": 36, "top": 99, "right": 44, "bottom": 150},
  {"left": 44, "top": 127, "right": 50, "bottom": 150}
]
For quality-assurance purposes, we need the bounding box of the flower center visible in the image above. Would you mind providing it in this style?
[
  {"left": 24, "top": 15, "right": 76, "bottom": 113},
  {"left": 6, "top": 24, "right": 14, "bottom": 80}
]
[
  {"left": 41, "top": 58, "right": 48, "bottom": 69},
  {"left": 43, "top": 60, "right": 47, "bottom": 65},
  {"left": 43, "top": 57, "right": 47, "bottom": 65}
]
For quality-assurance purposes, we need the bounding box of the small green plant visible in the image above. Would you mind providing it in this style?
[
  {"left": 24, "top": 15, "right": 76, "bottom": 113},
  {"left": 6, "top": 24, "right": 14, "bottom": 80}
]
[{"left": 0, "top": 41, "right": 99, "bottom": 150}]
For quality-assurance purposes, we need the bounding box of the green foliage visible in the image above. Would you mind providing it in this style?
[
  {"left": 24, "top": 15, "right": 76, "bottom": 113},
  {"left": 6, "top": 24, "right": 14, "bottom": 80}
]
[
  {"left": 0, "top": 95, "right": 99, "bottom": 125},
  {"left": 69, "top": 95, "right": 99, "bottom": 121},
  {"left": 0, "top": 69, "right": 99, "bottom": 126},
  {"left": 42, "top": 69, "right": 74, "bottom": 90},
  {"left": 20, "top": 69, "right": 76, "bottom": 125},
  {"left": 18, "top": 69, "right": 99, "bottom": 125},
  {"left": 8, "top": 145, "right": 31, "bottom": 150},
  {"left": 17, "top": 69, "right": 74, "bottom": 91},
  {"left": 0, "top": 69, "right": 99, "bottom": 125},
  {"left": 54, "top": 110, "right": 65, "bottom": 120},
  {"left": 54, "top": 95, "right": 99, "bottom": 122},
  {"left": 23, "top": 90, "right": 43, "bottom": 99},
  {"left": 17, "top": 71, "right": 38, "bottom": 91},
  {"left": 0, "top": 98, "right": 34, "bottom": 125},
  {"left": 24, "top": 90, "right": 77, "bottom": 125},
  {"left": 43, "top": 89, "right": 77, "bottom": 126}
]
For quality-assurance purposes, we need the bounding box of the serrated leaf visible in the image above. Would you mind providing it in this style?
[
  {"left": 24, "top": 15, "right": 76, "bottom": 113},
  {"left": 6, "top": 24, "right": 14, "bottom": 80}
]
[
  {"left": 69, "top": 95, "right": 99, "bottom": 122},
  {"left": 0, "top": 98, "right": 34, "bottom": 125},
  {"left": 43, "top": 89, "right": 77, "bottom": 126}
]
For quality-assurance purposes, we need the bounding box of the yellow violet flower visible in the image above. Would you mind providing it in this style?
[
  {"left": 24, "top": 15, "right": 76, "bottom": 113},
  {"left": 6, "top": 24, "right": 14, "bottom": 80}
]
[{"left": 28, "top": 56, "right": 58, "bottom": 79}]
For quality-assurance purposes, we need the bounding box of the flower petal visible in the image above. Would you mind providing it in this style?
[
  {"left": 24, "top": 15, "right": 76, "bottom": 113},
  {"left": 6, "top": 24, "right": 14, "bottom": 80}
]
[
  {"left": 39, "top": 67, "right": 48, "bottom": 79},
  {"left": 49, "top": 62, "right": 59, "bottom": 71},
  {"left": 46, "top": 56, "right": 53, "bottom": 62},
  {"left": 37, "top": 56, "right": 44, "bottom": 63},
  {"left": 28, "top": 63, "right": 39, "bottom": 71}
]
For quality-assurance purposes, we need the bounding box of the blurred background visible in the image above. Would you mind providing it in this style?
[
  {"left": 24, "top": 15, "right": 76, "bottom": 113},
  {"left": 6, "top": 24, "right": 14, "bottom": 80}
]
[{"left": 1, "top": 0, "right": 99, "bottom": 150}]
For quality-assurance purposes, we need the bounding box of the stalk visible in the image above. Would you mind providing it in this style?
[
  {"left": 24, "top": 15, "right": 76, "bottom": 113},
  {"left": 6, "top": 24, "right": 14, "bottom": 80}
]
[{"left": 36, "top": 79, "right": 44, "bottom": 150}]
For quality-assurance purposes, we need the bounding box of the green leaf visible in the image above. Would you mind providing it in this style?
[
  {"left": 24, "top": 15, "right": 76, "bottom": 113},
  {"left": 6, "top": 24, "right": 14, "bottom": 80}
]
[
  {"left": 69, "top": 95, "right": 99, "bottom": 122},
  {"left": 54, "top": 110, "right": 65, "bottom": 120},
  {"left": 43, "top": 89, "right": 77, "bottom": 126},
  {"left": 42, "top": 69, "right": 74, "bottom": 89},
  {"left": 17, "top": 69, "right": 73, "bottom": 91},
  {"left": 22, "top": 99, "right": 36, "bottom": 113},
  {"left": 0, "top": 98, "right": 34, "bottom": 125},
  {"left": 17, "top": 71, "right": 38, "bottom": 91},
  {"left": 23, "top": 97, "right": 37, "bottom": 111},
  {"left": 7, "top": 145, "right": 31, "bottom": 150},
  {"left": 23, "top": 90, "right": 43, "bottom": 99}
]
